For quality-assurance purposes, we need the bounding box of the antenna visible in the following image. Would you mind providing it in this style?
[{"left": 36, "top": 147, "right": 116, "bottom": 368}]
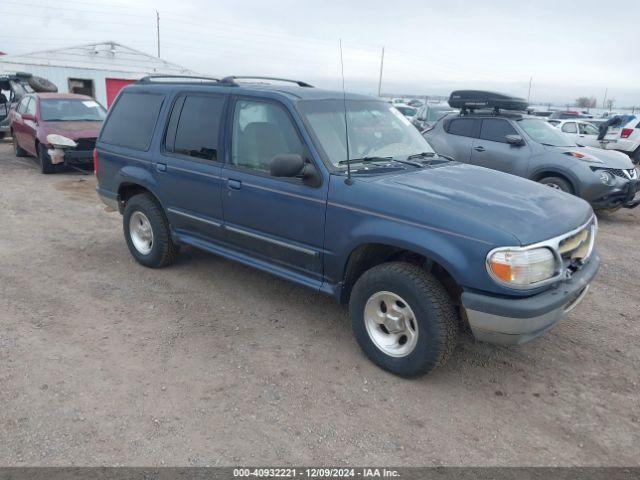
[{"left": 339, "top": 39, "right": 352, "bottom": 184}]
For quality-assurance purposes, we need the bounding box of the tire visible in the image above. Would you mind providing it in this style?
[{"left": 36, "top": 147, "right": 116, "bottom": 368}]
[
  {"left": 37, "top": 143, "right": 56, "bottom": 174},
  {"left": 349, "top": 262, "right": 458, "bottom": 377},
  {"left": 12, "top": 133, "right": 27, "bottom": 157},
  {"left": 27, "top": 76, "right": 58, "bottom": 93},
  {"left": 123, "top": 193, "right": 179, "bottom": 268},
  {"left": 538, "top": 176, "right": 573, "bottom": 193}
]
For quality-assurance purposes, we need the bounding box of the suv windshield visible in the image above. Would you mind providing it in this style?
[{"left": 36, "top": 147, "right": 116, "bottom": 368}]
[
  {"left": 517, "top": 118, "right": 575, "bottom": 147},
  {"left": 40, "top": 99, "right": 107, "bottom": 122},
  {"left": 298, "top": 99, "right": 435, "bottom": 168}
]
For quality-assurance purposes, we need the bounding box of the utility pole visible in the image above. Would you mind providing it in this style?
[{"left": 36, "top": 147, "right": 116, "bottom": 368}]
[
  {"left": 527, "top": 76, "right": 532, "bottom": 103},
  {"left": 602, "top": 88, "right": 608, "bottom": 109},
  {"left": 377, "top": 46, "right": 385, "bottom": 97},
  {"left": 156, "top": 10, "right": 161, "bottom": 58}
]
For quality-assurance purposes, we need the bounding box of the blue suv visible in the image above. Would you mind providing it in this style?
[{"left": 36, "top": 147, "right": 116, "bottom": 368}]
[{"left": 95, "top": 75, "right": 600, "bottom": 377}]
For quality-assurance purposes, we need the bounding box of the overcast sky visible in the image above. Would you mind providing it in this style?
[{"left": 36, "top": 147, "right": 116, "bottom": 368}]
[{"left": 1, "top": 0, "right": 639, "bottom": 106}]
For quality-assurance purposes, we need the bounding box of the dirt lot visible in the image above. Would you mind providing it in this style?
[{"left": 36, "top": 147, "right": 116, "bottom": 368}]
[{"left": 0, "top": 139, "right": 638, "bottom": 467}]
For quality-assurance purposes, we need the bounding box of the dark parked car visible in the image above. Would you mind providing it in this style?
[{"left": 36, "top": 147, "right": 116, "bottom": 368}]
[
  {"left": 95, "top": 76, "right": 600, "bottom": 377},
  {"left": 425, "top": 91, "right": 639, "bottom": 211},
  {"left": 10, "top": 93, "right": 106, "bottom": 173}
]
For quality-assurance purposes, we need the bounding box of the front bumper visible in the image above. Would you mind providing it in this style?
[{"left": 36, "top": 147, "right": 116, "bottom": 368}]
[
  {"left": 62, "top": 149, "right": 94, "bottom": 164},
  {"left": 591, "top": 178, "right": 639, "bottom": 209},
  {"left": 462, "top": 253, "right": 600, "bottom": 345}
]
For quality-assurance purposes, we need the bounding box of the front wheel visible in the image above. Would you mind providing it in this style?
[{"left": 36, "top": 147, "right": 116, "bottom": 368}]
[
  {"left": 349, "top": 262, "right": 458, "bottom": 377},
  {"left": 12, "top": 134, "right": 27, "bottom": 157},
  {"left": 123, "top": 193, "right": 179, "bottom": 268},
  {"left": 37, "top": 143, "right": 56, "bottom": 174},
  {"left": 538, "top": 176, "right": 573, "bottom": 193}
]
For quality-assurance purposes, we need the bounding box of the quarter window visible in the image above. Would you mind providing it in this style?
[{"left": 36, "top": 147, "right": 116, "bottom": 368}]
[
  {"left": 561, "top": 122, "right": 577, "bottom": 134},
  {"left": 25, "top": 98, "right": 36, "bottom": 116},
  {"left": 168, "top": 95, "right": 225, "bottom": 161},
  {"left": 447, "top": 118, "right": 476, "bottom": 137},
  {"left": 479, "top": 119, "right": 518, "bottom": 143},
  {"left": 231, "top": 100, "right": 305, "bottom": 173},
  {"left": 17, "top": 97, "right": 29, "bottom": 114},
  {"left": 100, "top": 92, "right": 164, "bottom": 151}
]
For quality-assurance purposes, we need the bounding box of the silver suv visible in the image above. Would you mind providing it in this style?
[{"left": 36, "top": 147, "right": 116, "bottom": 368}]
[{"left": 424, "top": 111, "right": 639, "bottom": 211}]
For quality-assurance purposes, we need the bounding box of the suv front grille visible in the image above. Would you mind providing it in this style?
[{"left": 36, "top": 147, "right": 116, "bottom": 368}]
[
  {"left": 603, "top": 168, "right": 637, "bottom": 180},
  {"left": 75, "top": 138, "right": 96, "bottom": 151},
  {"left": 558, "top": 225, "right": 593, "bottom": 263},
  {"left": 558, "top": 218, "right": 596, "bottom": 265}
]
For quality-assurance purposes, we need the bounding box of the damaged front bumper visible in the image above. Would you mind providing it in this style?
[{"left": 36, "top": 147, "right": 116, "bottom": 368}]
[
  {"left": 591, "top": 179, "right": 640, "bottom": 209},
  {"left": 47, "top": 147, "right": 94, "bottom": 165}
]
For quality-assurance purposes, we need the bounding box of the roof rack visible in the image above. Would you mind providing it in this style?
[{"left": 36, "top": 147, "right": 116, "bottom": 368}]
[
  {"left": 220, "top": 76, "right": 314, "bottom": 88},
  {"left": 449, "top": 90, "right": 528, "bottom": 113},
  {"left": 137, "top": 75, "right": 220, "bottom": 84}
]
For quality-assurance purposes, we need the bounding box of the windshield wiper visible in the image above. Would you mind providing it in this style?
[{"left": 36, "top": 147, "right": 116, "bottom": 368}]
[
  {"left": 407, "top": 151, "right": 437, "bottom": 160},
  {"left": 338, "top": 156, "right": 393, "bottom": 165},
  {"left": 407, "top": 151, "right": 452, "bottom": 163}
]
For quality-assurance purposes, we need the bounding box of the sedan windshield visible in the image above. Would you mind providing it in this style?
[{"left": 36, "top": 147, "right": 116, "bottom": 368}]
[
  {"left": 518, "top": 118, "right": 575, "bottom": 147},
  {"left": 40, "top": 99, "right": 107, "bottom": 122},
  {"left": 298, "top": 99, "right": 435, "bottom": 168}
]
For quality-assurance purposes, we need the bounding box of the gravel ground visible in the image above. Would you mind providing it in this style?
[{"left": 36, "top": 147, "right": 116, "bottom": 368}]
[{"left": 0, "top": 139, "right": 638, "bottom": 467}]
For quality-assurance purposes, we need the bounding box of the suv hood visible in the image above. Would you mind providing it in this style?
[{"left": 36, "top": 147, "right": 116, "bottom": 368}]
[
  {"left": 543, "top": 144, "right": 633, "bottom": 168},
  {"left": 40, "top": 121, "right": 102, "bottom": 140},
  {"left": 373, "top": 163, "right": 593, "bottom": 245}
]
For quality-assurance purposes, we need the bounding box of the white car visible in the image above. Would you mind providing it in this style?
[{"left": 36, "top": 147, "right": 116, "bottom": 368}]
[
  {"left": 551, "top": 119, "right": 605, "bottom": 149},
  {"left": 604, "top": 116, "right": 640, "bottom": 163}
]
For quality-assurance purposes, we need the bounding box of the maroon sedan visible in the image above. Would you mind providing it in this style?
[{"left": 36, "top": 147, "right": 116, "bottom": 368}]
[{"left": 10, "top": 93, "right": 106, "bottom": 173}]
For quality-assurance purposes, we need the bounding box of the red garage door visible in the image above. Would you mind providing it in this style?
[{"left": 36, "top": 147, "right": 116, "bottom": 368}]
[{"left": 105, "top": 78, "right": 135, "bottom": 108}]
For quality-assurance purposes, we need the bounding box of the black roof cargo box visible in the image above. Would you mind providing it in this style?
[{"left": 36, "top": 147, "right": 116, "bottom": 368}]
[{"left": 448, "top": 90, "right": 528, "bottom": 111}]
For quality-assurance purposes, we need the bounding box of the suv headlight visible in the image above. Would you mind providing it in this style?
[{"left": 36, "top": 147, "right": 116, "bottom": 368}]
[
  {"left": 487, "top": 247, "right": 558, "bottom": 288},
  {"left": 596, "top": 169, "right": 616, "bottom": 186}
]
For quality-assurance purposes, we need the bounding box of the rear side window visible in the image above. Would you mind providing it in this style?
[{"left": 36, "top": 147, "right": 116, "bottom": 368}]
[
  {"left": 100, "top": 92, "right": 164, "bottom": 151},
  {"left": 165, "top": 94, "right": 225, "bottom": 161},
  {"left": 479, "top": 119, "right": 518, "bottom": 143},
  {"left": 561, "top": 122, "right": 577, "bottom": 134},
  {"left": 447, "top": 118, "right": 476, "bottom": 137}
]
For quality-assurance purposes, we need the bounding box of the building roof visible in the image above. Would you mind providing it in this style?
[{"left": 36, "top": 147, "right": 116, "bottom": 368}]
[{"left": 0, "top": 41, "right": 196, "bottom": 75}]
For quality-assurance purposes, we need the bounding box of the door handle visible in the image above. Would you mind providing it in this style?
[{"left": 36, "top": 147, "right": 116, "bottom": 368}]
[
  {"left": 474, "top": 146, "right": 485, "bottom": 152},
  {"left": 156, "top": 162, "right": 167, "bottom": 172},
  {"left": 228, "top": 179, "right": 242, "bottom": 190}
]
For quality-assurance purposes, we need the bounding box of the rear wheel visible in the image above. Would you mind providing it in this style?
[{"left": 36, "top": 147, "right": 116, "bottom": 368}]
[
  {"left": 123, "top": 193, "right": 179, "bottom": 268},
  {"left": 538, "top": 176, "right": 573, "bottom": 193},
  {"left": 12, "top": 133, "right": 27, "bottom": 157},
  {"left": 349, "top": 262, "right": 458, "bottom": 377},
  {"left": 37, "top": 143, "right": 56, "bottom": 174}
]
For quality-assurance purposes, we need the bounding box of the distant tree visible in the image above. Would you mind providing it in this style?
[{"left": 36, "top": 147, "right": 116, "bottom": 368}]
[
  {"left": 575, "top": 96, "right": 597, "bottom": 109},
  {"left": 605, "top": 98, "right": 616, "bottom": 111}
]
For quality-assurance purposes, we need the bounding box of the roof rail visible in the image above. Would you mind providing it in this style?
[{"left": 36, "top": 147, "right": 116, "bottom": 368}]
[
  {"left": 220, "top": 76, "right": 314, "bottom": 88},
  {"left": 137, "top": 75, "right": 220, "bottom": 84}
]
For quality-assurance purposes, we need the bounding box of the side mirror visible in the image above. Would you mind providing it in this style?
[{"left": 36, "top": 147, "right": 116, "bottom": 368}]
[
  {"left": 270, "top": 154, "right": 305, "bottom": 177},
  {"left": 21, "top": 113, "right": 36, "bottom": 122},
  {"left": 505, "top": 134, "right": 525, "bottom": 146},
  {"left": 270, "top": 154, "right": 321, "bottom": 187}
]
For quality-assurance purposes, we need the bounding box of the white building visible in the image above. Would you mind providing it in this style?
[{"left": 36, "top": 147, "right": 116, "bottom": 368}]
[{"left": 0, "top": 41, "right": 196, "bottom": 107}]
